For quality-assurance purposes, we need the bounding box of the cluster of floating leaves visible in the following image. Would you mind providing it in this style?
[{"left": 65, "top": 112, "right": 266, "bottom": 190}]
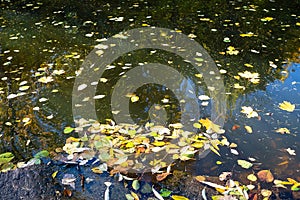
[
  {"left": 62, "top": 118, "right": 227, "bottom": 174},
  {"left": 196, "top": 167, "right": 300, "bottom": 200}
]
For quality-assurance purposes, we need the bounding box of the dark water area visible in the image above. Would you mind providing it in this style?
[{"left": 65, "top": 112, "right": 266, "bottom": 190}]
[{"left": 0, "top": 0, "right": 300, "bottom": 199}]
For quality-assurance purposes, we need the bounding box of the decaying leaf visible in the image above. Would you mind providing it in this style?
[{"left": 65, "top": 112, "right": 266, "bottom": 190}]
[
  {"left": 257, "top": 170, "right": 274, "bottom": 183},
  {"left": 194, "top": 175, "right": 206, "bottom": 182}
]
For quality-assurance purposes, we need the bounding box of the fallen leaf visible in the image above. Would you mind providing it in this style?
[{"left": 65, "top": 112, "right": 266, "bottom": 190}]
[
  {"left": 247, "top": 174, "right": 257, "bottom": 182},
  {"left": 156, "top": 172, "right": 170, "bottom": 181},
  {"left": 194, "top": 175, "right": 206, "bottom": 182},
  {"left": 257, "top": 170, "right": 274, "bottom": 182},
  {"left": 244, "top": 125, "right": 253, "bottom": 133},
  {"left": 64, "top": 127, "right": 74, "bottom": 134},
  {"left": 171, "top": 195, "right": 189, "bottom": 200},
  {"left": 286, "top": 148, "right": 296, "bottom": 156},
  {"left": 237, "top": 159, "right": 253, "bottom": 169},
  {"left": 132, "top": 180, "right": 140, "bottom": 190},
  {"left": 219, "top": 172, "right": 232, "bottom": 181},
  {"left": 261, "top": 189, "right": 272, "bottom": 197},
  {"left": 38, "top": 76, "right": 53, "bottom": 83},
  {"left": 279, "top": 101, "right": 295, "bottom": 112},
  {"left": 241, "top": 106, "right": 259, "bottom": 118},
  {"left": 275, "top": 128, "right": 290, "bottom": 134}
]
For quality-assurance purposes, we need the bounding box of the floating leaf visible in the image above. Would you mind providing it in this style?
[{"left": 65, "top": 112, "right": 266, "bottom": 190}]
[
  {"left": 226, "top": 46, "right": 239, "bottom": 55},
  {"left": 247, "top": 174, "right": 257, "bottom": 182},
  {"left": 130, "top": 191, "right": 139, "bottom": 200},
  {"left": 34, "top": 150, "right": 49, "bottom": 159},
  {"left": 152, "top": 186, "right": 164, "bottom": 200},
  {"left": 199, "top": 118, "right": 222, "bottom": 133},
  {"left": 275, "top": 128, "right": 290, "bottom": 134},
  {"left": 241, "top": 106, "right": 258, "bottom": 118},
  {"left": 19, "top": 85, "right": 30, "bottom": 91},
  {"left": 261, "top": 189, "right": 272, "bottom": 197},
  {"left": 286, "top": 148, "right": 296, "bottom": 156},
  {"left": 195, "top": 175, "right": 206, "bottom": 182},
  {"left": 237, "top": 159, "right": 253, "bottom": 169},
  {"left": 291, "top": 183, "right": 300, "bottom": 191},
  {"left": 171, "top": 195, "right": 189, "bottom": 200},
  {"left": 257, "top": 170, "right": 274, "bottom": 183},
  {"left": 52, "top": 171, "right": 58, "bottom": 179},
  {"left": 156, "top": 172, "right": 170, "bottom": 181},
  {"left": 0, "top": 152, "right": 14, "bottom": 164},
  {"left": 125, "top": 194, "right": 135, "bottom": 200},
  {"left": 64, "top": 127, "right": 74, "bottom": 134},
  {"left": 219, "top": 172, "right": 232, "bottom": 181},
  {"left": 279, "top": 101, "right": 295, "bottom": 112},
  {"left": 193, "top": 123, "right": 201, "bottom": 129},
  {"left": 131, "top": 95, "right": 139, "bottom": 103},
  {"left": 261, "top": 17, "right": 273, "bottom": 21},
  {"left": 244, "top": 125, "right": 253, "bottom": 133},
  {"left": 38, "top": 76, "right": 53, "bottom": 83},
  {"left": 160, "top": 188, "right": 172, "bottom": 197},
  {"left": 132, "top": 180, "right": 140, "bottom": 190}
]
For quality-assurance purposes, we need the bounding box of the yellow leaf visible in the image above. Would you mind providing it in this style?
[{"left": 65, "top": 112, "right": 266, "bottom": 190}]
[
  {"left": 261, "top": 17, "right": 273, "bottom": 21},
  {"left": 199, "top": 118, "right": 222, "bottom": 133},
  {"left": 240, "top": 33, "right": 257, "bottom": 37},
  {"left": 194, "top": 175, "right": 206, "bottom": 182},
  {"left": 195, "top": 73, "right": 203, "bottom": 78},
  {"left": 279, "top": 101, "right": 295, "bottom": 112},
  {"left": 193, "top": 123, "right": 201, "bottom": 129},
  {"left": 131, "top": 95, "right": 139, "bottom": 103},
  {"left": 247, "top": 174, "right": 257, "bottom": 182},
  {"left": 92, "top": 167, "right": 103, "bottom": 174},
  {"left": 245, "top": 125, "right": 253, "bottom": 133},
  {"left": 210, "top": 146, "right": 221, "bottom": 156},
  {"left": 152, "top": 141, "right": 166, "bottom": 147},
  {"left": 244, "top": 63, "right": 254, "bottom": 68},
  {"left": 287, "top": 178, "right": 298, "bottom": 184},
  {"left": 52, "top": 171, "right": 58, "bottom": 179},
  {"left": 38, "top": 76, "right": 54, "bottom": 83},
  {"left": 226, "top": 46, "right": 239, "bottom": 55},
  {"left": 130, "top": 191, "right": 139, "bottom": 200},
  {"left": 191, "top": 142, "right": 204, "bottom": 148},
  {"left": 171, "top": 195, "right": 189, "bottom": 200},
  {"left": 216, "top": 161, "right": 222, "bottom": 165},
  {"left": 275, "top": 128, "right": 290, "bottom": 134}
]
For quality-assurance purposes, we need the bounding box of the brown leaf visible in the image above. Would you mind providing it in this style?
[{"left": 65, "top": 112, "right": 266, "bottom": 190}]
[
  {"left": 257, "top": 170, "right": 274, "bottom": 183},
  {"left": 63, "top": 189, "right": 72, "bottom": 197},
  {"left": 232, "top": 125, "right": 240, "bottom": 131},
  {"left": 156, "top": 172, "right": 170, "bottom": 181},
  {"left": 194, "top": 175, "right": 206, "bottom": 182}
]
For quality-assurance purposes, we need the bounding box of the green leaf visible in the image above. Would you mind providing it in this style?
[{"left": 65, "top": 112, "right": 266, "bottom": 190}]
[
  {"left": 64, "top": 126, "right": 74, "bottom": 134},
  {"left": 125, "top": 194, "right": 135, "bottom": 200},
  {"left": 237, "top": 159, "right": 253, "bottom": 169},
  {"left": 0, "top": 152, "right": 14, "bottom": 164},
  {"left": 132, "top": 180, "right": 140, "bottom": 190},
  {"left": 160, "top": 188, "right": 172, "bottom": 197},
  {"left": 34, "top": 150, "right": 49, "bottom": 159}
]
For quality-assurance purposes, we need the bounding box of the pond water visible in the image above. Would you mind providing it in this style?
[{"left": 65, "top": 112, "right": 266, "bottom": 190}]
[{"left": 0, "top": 0, "right": 299, "bottom": 198}]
